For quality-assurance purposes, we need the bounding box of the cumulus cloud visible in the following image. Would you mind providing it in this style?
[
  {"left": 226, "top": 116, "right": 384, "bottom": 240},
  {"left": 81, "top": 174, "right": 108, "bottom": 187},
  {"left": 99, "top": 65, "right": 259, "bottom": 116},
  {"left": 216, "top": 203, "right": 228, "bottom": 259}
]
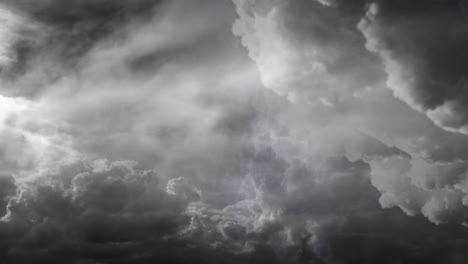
[
  {"left": 0, "top": 159, "right": 194, "bottom": 263},
  {"left": 231, "top": 0, "right": 468, "bottom": 227},
  {"left": 232, "top": 0, "right": 383, "bottom": 104},
  {"left": 2, "top": 0, "right": 468, "bottom": 263}
]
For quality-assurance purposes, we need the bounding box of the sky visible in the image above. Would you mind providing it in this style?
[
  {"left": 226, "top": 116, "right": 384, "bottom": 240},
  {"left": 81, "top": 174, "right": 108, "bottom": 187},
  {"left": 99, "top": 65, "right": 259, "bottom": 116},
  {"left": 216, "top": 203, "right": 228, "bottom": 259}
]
[{"left": 1, "top": 0, "right": 468, "bottom": 263}]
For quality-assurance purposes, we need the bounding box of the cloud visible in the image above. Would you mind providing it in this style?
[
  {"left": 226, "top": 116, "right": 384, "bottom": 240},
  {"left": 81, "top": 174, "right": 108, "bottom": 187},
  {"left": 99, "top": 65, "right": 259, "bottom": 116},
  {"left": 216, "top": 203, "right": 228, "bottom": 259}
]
[
  {"left": 0, "top": 5, "right": 24, "bottom": 67},
  {"left": 231, "top": 0, "right": 468, "bottom": 228},
  {"left": 2, "top": 0, "right": 468, "bottom": 262},
  {"left": 358, "top": 1, "right": 468, "bottom": 134},
  {"left": 0, "top": 158, "right": 198, "bottom": 263},
  {"left": 0, "top": 0, "right": 161, "bottom": 97},
  {"left": 232, "top": 0, "right": 383, "bottom": 104},
  {"left": 366, "top": 155, "right": 468, "bottom": 224}
]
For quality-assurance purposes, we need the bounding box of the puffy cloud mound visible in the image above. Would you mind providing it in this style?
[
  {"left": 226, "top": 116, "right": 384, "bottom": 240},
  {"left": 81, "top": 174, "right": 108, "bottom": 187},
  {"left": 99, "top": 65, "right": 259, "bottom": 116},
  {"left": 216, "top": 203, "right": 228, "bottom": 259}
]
[
  {"left": 231, "top": 0, "right": 468, "bottom": 229},
  {"left": 3, "top": 153, "right": 468, "bottom": 263},
  {"left": 232, "top": 0, "right": 383, "bottom": 104},
  {"left": 0, "top": 159, "right": 194, "bottom": 263}
]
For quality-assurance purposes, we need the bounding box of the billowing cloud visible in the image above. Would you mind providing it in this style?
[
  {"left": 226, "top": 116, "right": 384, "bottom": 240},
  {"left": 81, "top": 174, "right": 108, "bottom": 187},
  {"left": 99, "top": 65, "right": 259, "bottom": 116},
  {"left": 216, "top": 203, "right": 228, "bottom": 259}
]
[
  {"left": 359, "top": 1, "right": 468, "bottom": 134},
  {"left": 232, "top": 0, "right": 468, "bottom": 226},
  {"left": 0, "top": 159, "right": 194, "bottom": 263},
  {"left": 232, "top": 0, "right": 383, "bottom": 104},
  {"left": 1, "top": 0, "right": 468, "bottom": 263}
]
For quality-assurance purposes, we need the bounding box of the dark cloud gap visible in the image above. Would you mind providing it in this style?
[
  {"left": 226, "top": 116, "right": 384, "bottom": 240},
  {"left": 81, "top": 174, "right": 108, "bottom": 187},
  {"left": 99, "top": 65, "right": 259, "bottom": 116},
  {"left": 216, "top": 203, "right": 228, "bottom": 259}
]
[
  {"left": 377, "top": 0, "right": 468, "bottom": 109},
  {"left": 359, "top": 0, "right": 468, "bottom": 132}
]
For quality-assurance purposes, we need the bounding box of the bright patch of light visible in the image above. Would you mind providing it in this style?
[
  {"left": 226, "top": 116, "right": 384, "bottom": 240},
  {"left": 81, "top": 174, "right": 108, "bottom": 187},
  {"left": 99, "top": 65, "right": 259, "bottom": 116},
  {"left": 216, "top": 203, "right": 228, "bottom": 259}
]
[{"left": 0, "top": 94, "right": 29, "bottom": 126}]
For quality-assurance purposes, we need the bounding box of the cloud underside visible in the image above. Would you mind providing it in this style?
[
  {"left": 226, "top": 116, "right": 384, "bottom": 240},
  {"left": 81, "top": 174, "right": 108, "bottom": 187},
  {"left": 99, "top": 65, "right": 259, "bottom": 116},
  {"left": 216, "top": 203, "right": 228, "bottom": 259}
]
[{"left": 1, "top": 0, "right": 468, "bottom": 263}]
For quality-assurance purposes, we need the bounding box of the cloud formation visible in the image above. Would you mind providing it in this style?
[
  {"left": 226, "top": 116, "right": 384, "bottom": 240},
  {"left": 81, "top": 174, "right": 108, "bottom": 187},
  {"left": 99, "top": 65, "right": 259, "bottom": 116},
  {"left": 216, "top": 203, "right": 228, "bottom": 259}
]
[
  {"left": 1, "top": 0, "right": 468, "bottom": 263},
  {"left": 359, "top": 0, "right": 468, "bottom": 134},
  {"left": 232, "top": 0, "right": 383, "bottom": 104}
]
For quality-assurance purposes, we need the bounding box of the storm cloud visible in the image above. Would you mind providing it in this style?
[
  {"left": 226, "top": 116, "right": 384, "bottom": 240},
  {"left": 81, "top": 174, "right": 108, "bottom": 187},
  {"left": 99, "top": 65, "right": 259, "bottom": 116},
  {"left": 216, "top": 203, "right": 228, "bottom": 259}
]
[
  {"left": 1, "top": 0, "right": 468, "bottom": 263},
  {"left": 359, "top": 0, "right": 468, "bottom": 134}
]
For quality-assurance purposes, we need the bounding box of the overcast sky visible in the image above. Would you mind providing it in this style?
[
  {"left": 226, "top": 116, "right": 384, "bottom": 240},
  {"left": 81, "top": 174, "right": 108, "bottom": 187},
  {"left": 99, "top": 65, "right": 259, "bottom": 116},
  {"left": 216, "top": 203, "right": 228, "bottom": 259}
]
[{"left": 1, "top": 0, "right": 468, "bottom": 263}]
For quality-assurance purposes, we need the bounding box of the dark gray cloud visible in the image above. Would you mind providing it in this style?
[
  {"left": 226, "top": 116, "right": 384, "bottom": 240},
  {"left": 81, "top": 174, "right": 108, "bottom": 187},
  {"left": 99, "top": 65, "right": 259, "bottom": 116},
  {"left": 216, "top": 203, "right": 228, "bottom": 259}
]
[
  {"left": 2, "top": 0, "right": 468, "bottom": 263},
  {"left": 233, "top": 0, "right": 468, "bottom": 224},
  {"left": 0, "top": 0, "right": 161, "bottom": 97},
  {"left": 3, "top": 153, "right": 468, "bottom": 263},
  {"left": 359, "top": 0, "right": 468, "bottom": 134},
  {"left": 0, "top": 160, "right": 192, "bottom": 263}
]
